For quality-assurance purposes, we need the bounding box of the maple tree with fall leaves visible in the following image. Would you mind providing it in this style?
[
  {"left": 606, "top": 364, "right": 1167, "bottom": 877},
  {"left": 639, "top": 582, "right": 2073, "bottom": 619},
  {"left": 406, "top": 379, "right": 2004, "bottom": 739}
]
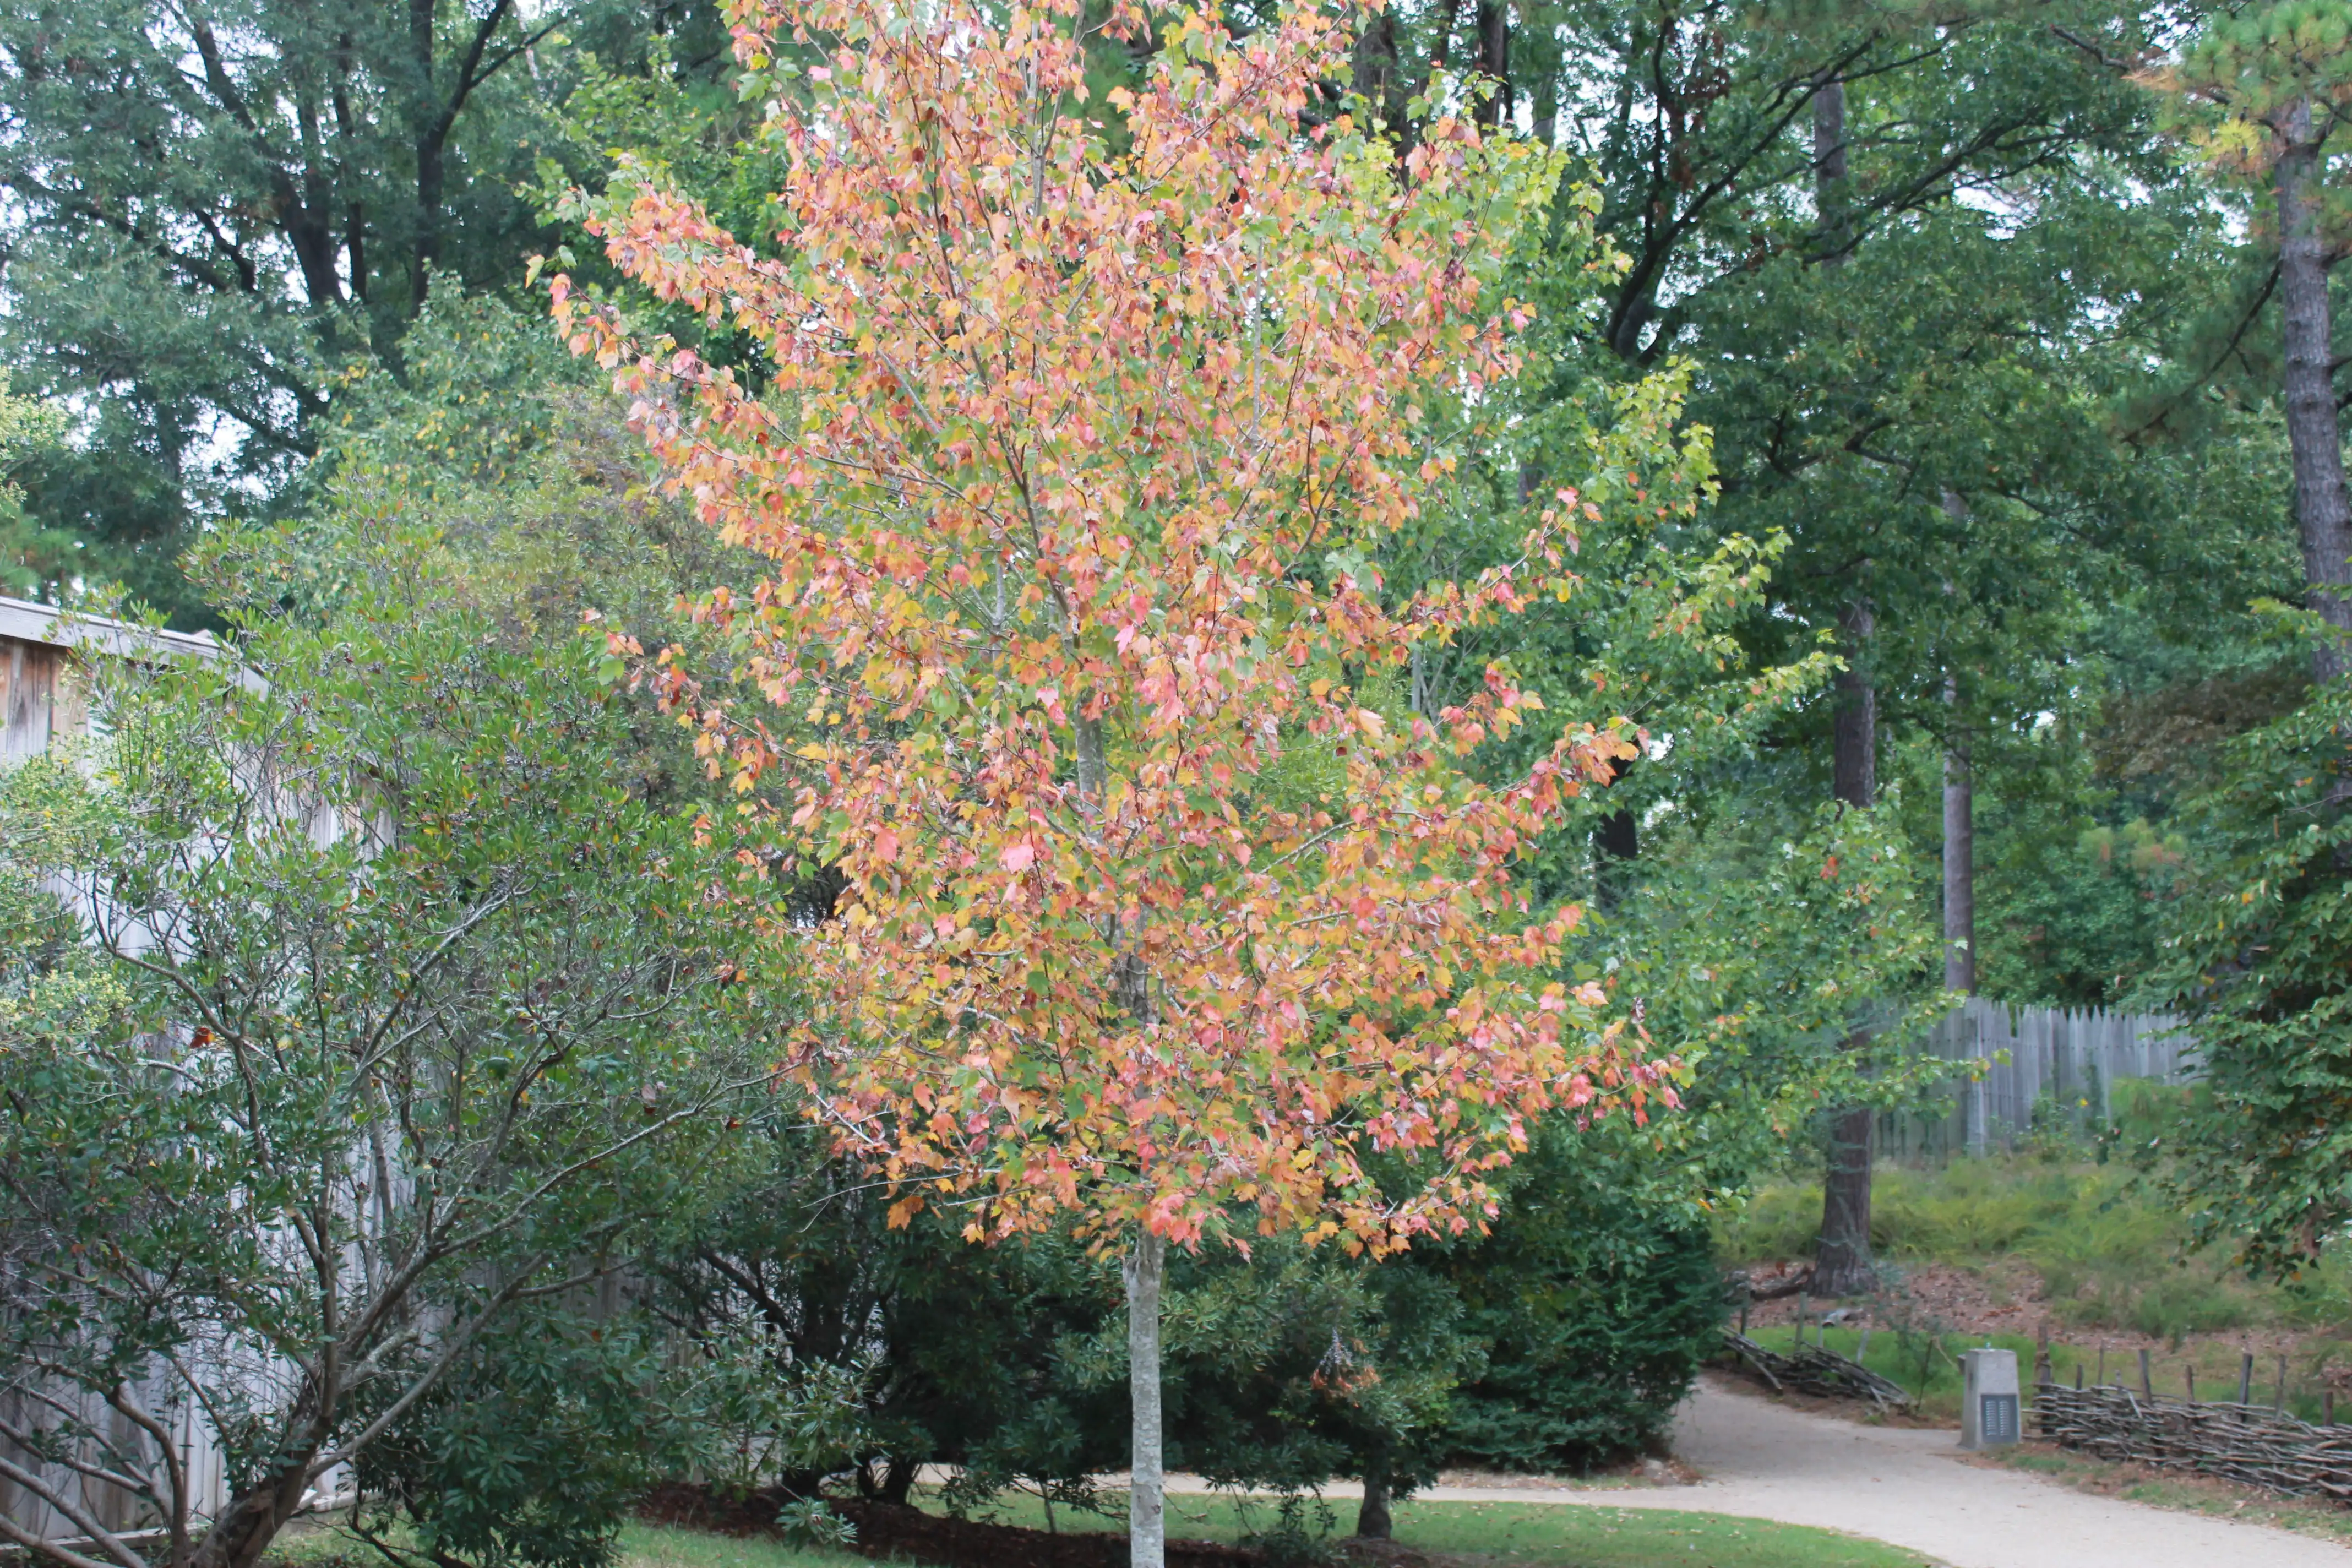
[{"left": 556, "top": 1, "right": 1676, "bottom": 1559}]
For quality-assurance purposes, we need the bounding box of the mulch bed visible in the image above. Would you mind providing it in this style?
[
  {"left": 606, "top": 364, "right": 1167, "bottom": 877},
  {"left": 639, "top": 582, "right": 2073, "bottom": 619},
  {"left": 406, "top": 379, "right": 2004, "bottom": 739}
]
[{"left": 638, "top": 1483, "right": 1270, "bottom": 1568}]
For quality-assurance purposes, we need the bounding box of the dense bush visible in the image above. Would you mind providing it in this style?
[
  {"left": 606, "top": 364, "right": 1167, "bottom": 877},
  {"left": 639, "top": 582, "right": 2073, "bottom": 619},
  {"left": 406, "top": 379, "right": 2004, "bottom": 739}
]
[
  {"left": 0, "top": 598, "right": 778, "bottom": 1568},
  {"left": 1404, "top": 1129, "right": 1727, "bottom": 1476},
  {"left": 351, "top": 1311, "right": 693, "bottom": 1568},
  {"left": 2141, "top": 674, "right": 2352, "bottom": 1276},
  {"left": 637, "top": 1120, "right": 1725, "bottom": 1526},
  {"left": 646, "top": 1131, "right": 1129, "bottom": 1505}
]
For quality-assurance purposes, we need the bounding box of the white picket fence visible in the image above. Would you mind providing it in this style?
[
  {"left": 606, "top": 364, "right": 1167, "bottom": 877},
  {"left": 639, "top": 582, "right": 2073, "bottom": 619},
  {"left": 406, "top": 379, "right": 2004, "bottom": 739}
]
[{"left": 1876, "top": 996, "right": 2194, "bottom": 1162}]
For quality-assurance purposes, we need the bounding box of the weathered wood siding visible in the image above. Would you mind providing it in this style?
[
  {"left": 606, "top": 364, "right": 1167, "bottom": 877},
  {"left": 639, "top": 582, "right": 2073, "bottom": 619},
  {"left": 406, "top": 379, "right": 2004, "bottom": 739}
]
[
  {"left": 0, "top": 597, "right": 251, "bottom": 1553},
  {"left": 1, "top": 635, "right": 62, "bottom": 763}
]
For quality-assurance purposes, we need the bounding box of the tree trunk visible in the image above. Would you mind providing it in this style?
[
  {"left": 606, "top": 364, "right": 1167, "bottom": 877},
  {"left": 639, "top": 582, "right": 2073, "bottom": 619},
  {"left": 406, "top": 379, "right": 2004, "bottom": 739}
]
[
  {"left": 412, "top": 128, "right": 447, "bottom": 310},
  {"left": 1812, "top": 75, "right": 1847, "bottom": 245},
  {"left": 1832, "top": 602, "right": 1874, "bottom": 810},
  {"left": 186, "top": 1447, "right": 319, "bottom": 1568},
  {"left": 1813, "top": 222, "right": 1881, "bottom": 1303},
  {"left": 1594, "top": 807, "right": 1638, "bottom": 911},
  {"left": 331, "top": 34, "right": 369, "bottom": 305},
  {"left": 1126, "top": 1231, "right": 1167, "bottom": 1568},
  {"left": 1422, "top": 0, "right": 1466, "bottom": 95},
  {"left": 1473, "top": 0, "right": 1509, "bottom": 128},
  {"left": 1815, "top": 598, "right": 1877, "bottom": 1295},
  {"left": 409, "top": 0, "right": 442, "bottom": 312},
  {"left": 1943, "top": 711, "right": 1973, "bottom": 995},
  {"left": 1814, "top": 1106, "right": 1876, "bottom": 1296},
  {"left": 1353, "top": 6, "right": 1406, "bottom": 139},
  {"left": 2275, "top": 96, "right": 2352, "bottom": 686},
  {"left": 1355, "top": 1452, "right": 1393, "bottom": 1540}
]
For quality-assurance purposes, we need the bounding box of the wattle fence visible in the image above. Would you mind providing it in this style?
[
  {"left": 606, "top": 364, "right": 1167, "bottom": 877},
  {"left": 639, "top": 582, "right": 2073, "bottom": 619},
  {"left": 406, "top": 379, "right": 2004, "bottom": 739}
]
[
  {"left": 2034, "top": 1381, "right": 2352, "bottom": 1499},
  {"left": 1876, "top": 997, "right": 2193, "bottom": 1163}
]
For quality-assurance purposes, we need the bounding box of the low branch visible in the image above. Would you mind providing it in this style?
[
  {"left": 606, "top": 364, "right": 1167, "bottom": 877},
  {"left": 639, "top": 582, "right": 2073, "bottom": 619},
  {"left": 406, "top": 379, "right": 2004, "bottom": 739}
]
[
  {"left": 0, "top": 1451, "right": 151, "bottom": 1568},
  {"left": 0, "top": 1511, "right": 133, "bottom": 1568}
]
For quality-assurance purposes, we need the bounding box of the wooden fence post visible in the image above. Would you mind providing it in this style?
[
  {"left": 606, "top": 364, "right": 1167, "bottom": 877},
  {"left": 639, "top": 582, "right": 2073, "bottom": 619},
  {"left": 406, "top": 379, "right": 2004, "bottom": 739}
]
[
  {"left": 2276, "top": 1354, "right": 2288, "bottom": 1414},
  {"left": 2239, "top": 1353, "right": 2255, "bottom": 1406},
  {"left": 2186, "top": 1365, "right": 2197, "bottom": 1403},
  {"left": 2139, "top": 1348, "right": 2153, "bottom": 1401}
]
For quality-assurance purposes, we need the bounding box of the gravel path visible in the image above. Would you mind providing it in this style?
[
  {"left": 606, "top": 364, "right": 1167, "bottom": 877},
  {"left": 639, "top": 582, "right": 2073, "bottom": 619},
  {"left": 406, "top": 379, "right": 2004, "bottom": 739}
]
[
  {"left": 1593, "top": 1375, "right": 2351, "bottom": 1567},
  {"left": 1157, "top": 1374, "right": 2351, "bottom": 1567}
]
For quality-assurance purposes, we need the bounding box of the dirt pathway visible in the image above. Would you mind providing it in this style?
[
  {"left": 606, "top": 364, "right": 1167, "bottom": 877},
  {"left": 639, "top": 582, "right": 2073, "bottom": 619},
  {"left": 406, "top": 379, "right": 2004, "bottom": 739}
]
[
  {"left": 1159, "top": 1374, "right": 2350, "bottom": 1567},
  {"left": 1610, "top": 1375, "right": 2349, "bottom": 1567}
]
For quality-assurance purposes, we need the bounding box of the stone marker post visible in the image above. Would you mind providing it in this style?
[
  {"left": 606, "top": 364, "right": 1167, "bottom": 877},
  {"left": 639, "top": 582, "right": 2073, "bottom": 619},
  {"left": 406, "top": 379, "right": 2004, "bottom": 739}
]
[{"left": 1961, "top": 1347, "right": 2021, "bottom": 1450}]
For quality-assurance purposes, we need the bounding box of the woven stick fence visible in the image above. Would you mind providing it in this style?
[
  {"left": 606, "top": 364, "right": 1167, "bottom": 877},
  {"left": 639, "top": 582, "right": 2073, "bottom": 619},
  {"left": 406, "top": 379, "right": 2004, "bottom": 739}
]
[
  {"left": 1721, "top": 1331, "right": 1914, "bottom": 1409},
  {"left": 2033, "top": 1382, "right": 2352, "bottom": 1499}
]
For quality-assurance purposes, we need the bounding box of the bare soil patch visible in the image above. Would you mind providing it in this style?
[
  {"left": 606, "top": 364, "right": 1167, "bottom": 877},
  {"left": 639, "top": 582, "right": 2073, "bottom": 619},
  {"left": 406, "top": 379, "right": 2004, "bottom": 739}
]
[{"left": 1738, "top": 1258, "right": 2335, "bottom": 1379}]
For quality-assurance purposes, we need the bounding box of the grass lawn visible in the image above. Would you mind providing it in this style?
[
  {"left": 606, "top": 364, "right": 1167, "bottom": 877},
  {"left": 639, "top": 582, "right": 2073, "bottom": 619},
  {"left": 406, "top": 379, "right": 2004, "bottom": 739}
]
[
  {"left": 273, "top": 1495, "right": 1945, "bottom": 1568},
  {"left": 1380, "top": 1499, "right": 1942, "bottom": 1568},
  {"left": 1717, "top": 1092, "right": 2352, "bottom": 1362},
  {"left": 620, "top": 1521, "right": 865, "bottom": 1568},
  {"left": 924, "top": 1490, "right": 1941, "bottom": 1568},
  {"left": 270, "top": 1503, "right": 1945, "bottom": 1568}
]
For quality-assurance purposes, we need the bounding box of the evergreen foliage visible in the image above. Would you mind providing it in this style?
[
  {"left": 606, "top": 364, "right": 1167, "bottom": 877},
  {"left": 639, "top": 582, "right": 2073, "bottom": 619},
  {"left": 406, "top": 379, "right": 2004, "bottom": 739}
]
[{"left": 2148, "top": 670, "right": 2352, "bottom": 1275}]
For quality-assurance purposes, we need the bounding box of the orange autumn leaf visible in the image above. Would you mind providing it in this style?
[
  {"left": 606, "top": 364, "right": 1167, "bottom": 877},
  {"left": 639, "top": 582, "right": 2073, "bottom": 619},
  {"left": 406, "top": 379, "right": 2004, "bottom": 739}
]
[{"left": 558, "top": 0, "right": 1670, "bottom": 1255}]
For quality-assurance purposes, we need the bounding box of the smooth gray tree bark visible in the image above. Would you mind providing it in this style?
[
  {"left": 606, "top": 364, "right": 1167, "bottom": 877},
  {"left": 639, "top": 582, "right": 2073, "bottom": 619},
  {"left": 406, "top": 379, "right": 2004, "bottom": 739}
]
[
  {"left": 1944, "top": 701, "right": 1974, "bottom": 995},
  {"left": 1126, "top": 1232, "right": 1168, "bottom": 1568}
]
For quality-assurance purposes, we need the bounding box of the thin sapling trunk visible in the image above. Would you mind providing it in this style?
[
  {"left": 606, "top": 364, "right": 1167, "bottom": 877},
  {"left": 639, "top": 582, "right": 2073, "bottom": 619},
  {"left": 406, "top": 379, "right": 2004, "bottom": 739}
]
[{"left": 1125, "top": 1232, "right": 1167, "bottom": 1568}]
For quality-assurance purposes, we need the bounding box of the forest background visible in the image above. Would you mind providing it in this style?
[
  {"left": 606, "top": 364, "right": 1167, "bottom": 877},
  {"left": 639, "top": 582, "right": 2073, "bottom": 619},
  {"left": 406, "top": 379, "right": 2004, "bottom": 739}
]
[{"left": 2, "top": 1, "right": 2349, "bottom": 1567}]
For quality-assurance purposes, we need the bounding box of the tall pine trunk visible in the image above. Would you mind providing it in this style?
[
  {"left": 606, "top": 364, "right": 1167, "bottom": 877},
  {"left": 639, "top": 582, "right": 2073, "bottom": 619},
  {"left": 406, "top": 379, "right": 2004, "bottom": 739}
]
[
  {"left": 1816, "top": 596, "right": 1877, "bottom": 1295},
  {"left": 1936, "top": 499, "right": 1974, "bottom": 999},
  {"left": 2276, "top": 96, "right": 2352, "bottom": 687},
  {"left": 1126, "top": 1232, "right": 1168, "bottom": 1568},
  {"left": 1809, "top": 73, "right": 1877, "bottom": 1298},
  {"left": 1943, "top": 691, "right": 1973, "bottom": 996}
]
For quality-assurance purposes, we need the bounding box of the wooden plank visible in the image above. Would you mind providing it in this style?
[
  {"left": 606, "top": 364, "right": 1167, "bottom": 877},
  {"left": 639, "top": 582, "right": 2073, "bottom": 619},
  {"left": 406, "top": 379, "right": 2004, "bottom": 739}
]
[{"left": 2, "top": 639, "right": 58, "bottom": 763}]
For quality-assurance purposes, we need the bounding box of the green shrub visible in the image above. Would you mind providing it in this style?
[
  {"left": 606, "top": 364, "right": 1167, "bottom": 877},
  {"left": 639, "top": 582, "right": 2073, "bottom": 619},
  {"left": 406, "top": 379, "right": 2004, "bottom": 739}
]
[
  {"left": 1415, "top": 1128, "right": 1728, "bottom": 1475},
  {"left": 2141, "top": 676, "right": 2352, "bottom": 1276},
  {"left": 353, "top": 1311, "right": 695, "bottom": 1568}
]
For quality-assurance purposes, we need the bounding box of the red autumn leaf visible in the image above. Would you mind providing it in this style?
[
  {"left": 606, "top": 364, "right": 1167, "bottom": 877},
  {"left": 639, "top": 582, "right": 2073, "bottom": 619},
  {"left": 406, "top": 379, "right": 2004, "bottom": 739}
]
[{"left": 559, "top": 0, "right": 1663, "bottom": 1262}]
